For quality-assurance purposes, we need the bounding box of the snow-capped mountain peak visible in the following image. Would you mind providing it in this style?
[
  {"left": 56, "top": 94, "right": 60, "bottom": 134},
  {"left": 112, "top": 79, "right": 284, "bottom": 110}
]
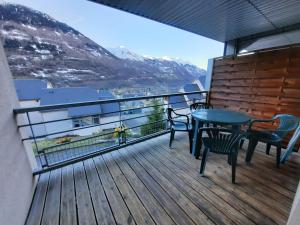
[
  {"left": 110, "top": 46, "right": 194, "bottom": 67},
  {"left": 0, "top": 3, "right": 207, "bottom": 90},
  {"left": 108, "top": 46, "right": 145, "bottom": 61}
]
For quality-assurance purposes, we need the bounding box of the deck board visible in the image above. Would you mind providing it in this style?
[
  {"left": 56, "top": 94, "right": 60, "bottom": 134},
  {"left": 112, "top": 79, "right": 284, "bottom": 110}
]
[
  {"left": 83, "top": 159, "right": 116, "bottom": 225},
  {"left": 41, "top": 169, "right": 61, "bottom": 225},
  {"left": 111, "top": 150, "right": 176, "bottom": 225},
  {"left": 60, "top": 165, "right": 77, "bottom": 225},
  {"left": 94, "top": 156, "right": 136, "bottom": 225},
  {"left": 26, "top": 134, "right": 300, "bottom": 225},
  {"left": 73, "top": 162, "right": 97, "bottom": 225},
  {"left": 102, "top": 153, "right": 157, "bottom": 225}
]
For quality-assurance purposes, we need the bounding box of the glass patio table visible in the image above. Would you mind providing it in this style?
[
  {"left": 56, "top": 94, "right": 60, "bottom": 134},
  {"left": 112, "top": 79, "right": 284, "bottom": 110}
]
[{"left": 191, "top": 109, "right": 251, "bottom": 158}]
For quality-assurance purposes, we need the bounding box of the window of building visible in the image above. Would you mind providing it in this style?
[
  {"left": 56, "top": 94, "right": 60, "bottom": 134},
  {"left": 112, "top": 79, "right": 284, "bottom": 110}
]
[
  {"left": 73, "top": 119, "right": 82, "bottom": 128},
  {"left": 93, "top": 116, "right": 100, "bottom": 124}
]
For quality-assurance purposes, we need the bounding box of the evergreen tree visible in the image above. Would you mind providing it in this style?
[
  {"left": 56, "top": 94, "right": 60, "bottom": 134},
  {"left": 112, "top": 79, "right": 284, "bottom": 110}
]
[{"left": 141, "top": 99, "right": 165, "bottom": 136}]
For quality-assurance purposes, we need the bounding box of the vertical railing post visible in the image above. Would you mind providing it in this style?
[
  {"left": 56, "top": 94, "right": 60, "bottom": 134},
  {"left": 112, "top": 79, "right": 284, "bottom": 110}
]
[{"left": 26, "top": 112, "right": 46, "bottom": 168}]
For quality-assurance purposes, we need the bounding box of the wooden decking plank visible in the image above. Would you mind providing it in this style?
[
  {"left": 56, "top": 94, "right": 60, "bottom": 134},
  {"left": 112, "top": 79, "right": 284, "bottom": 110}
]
[
  {"left": 243, "top": 150, "right": 300, "bottom": 179},
  {"left": 234, "top": 161, "right": 295, "bottom": 200},
  {"left": 152, "top": 138, "right": 288, "bottom": 224},
  {"left": 26, "top": 172, "right": 50, "bottom": 225},
  {"left": 178, "top": 136, "right": 295, "bottom": 200},
  {"left": 41, "top": 169, "right": 61, "bottom": 225},
  {"left": 83, "top": 159, "right": 116, "bottom": 225},
  {"left": 26, "top": 134, "right": 299, "bottom": 225},
  {"left": 60, "top": 165, "right": 77, "bottom": 225},
  {"left": 110, "top": 150, "right": 176, "bottom": 225},
  {"left": 93, "top": 156, "right": 136, "bottom": 225},
  {"left": 145, "top": 140, "right": 277, "bottom": 225},
  {"left": 255, "top": 143, "right": 300, "bottom": 170},
  {"left": 232, "top": 147, "right": 297, "bottom": 199},
  {"left": 102, "top": 153, "right": 156, "bottom": 225},
  {"left": 206, "top": 161, "right": 292, "bottom": 212},
  {"left": 133, "top": 143, "right": 257, "bottom": 225},
  {"left": 164, "top": 137, "right": 291, "bottom": 215},
  {"left": 126, "top": 145, "right": 217, "bottom": 225},
  {"left": 73, "top": 162, "right": 97, "bottom": 225},
  {"left": 116, "top": 149, "right": 197, "bottom": 225},
  {"left": 238, "top": 151, "right": 299, "bottom": 188},
  {"left": 240, "top": 142, "right": 300, "bottom": 179}
]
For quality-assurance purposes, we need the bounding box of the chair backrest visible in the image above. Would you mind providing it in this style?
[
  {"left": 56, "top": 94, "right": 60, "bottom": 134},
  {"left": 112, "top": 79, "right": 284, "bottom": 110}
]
[
  {"left": 167, "top": 107, "right": 175, "bottom": 125},
  {"left": 281, "top": 124, "right": 300, "bottom": 163},
  {"left": 201, "top": 128, "right": 244, "bottom": 154},
  {"left": 167, "top": 108, "right": 173, "bottom": 119},
  {"left": 190, "top": 102, "right": 212, "bottom": 111},
  {"left": 274, "top": 114, "right": 299, "bottom": 138}
]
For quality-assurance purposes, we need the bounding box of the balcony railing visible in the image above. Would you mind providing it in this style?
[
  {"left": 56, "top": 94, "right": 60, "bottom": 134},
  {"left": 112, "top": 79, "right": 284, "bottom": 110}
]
[{"left": 14, "top": 91, "right": 208, "bottom": 174}]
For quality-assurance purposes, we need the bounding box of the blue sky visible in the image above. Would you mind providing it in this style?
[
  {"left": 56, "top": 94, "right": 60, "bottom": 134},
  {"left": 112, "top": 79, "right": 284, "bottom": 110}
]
[{"left": 3, "top": 0, "right": 223, "bottom": 69}]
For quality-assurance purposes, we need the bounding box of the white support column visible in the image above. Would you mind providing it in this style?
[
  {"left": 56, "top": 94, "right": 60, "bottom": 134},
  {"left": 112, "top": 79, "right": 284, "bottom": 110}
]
[
  {"left": 205, "top": 58, "right": 214, "bottom": 91},
  {"left": 0, "top": 41, "right": 37, "bottom": 225},
  {"left": 287, "top": 182, "right": 300, "bottom": 225}
]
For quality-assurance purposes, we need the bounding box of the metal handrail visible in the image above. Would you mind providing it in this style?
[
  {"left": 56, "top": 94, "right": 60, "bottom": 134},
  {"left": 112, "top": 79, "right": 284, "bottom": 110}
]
[
  {"left": 14, "top": 91, "right": 208, "bottom": 173},
  {"left": 13, "top": 90, "right": 208, "bottom": 113},
  {"left": 16, "top": 98, "right": 197, "bottom": 128}
]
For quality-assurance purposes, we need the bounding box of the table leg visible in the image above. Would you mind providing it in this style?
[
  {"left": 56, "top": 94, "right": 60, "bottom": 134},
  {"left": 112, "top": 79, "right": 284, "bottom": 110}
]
[
  {"left": 232, "top": 125, "right": 241, "bottom": 162},
  {"left": 245, "top": 137, "right": 258, "bottom": 164},
  {"left": 192, "top": 121, "right": 203, "bottom": 159},
  {"left": 232, "top": 125, "right": 241, "bottom": 131}
]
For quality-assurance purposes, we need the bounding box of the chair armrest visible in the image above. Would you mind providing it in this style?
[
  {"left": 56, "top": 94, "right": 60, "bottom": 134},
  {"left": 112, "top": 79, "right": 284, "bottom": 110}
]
[
  {"left": 172, "top": 111, "right": 190, "bottom": 124},
  {"left": 173, "top": 120, "right": 189, "bottom": 130},
  {"left": 248, "top": 118, "right": 275, "bottom": 130}
]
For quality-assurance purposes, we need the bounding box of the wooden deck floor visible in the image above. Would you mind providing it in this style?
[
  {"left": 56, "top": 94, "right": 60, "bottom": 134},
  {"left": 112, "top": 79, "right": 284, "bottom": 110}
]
[{"left": 26, "top": 134, "right": 300, "bottom": 225}]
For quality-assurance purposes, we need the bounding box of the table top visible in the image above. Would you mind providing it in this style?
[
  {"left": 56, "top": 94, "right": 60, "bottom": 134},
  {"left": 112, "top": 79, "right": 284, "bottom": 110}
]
[{"left": 192, "top": 109, "right": 251, "bottom": 125}]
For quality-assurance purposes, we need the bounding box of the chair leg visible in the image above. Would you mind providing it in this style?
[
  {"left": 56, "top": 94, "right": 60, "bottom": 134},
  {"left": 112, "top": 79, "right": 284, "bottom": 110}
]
[
  {"left": 169, "top": 129, "right": 175, "bottom": 148},
  {"left": 231, "top": 153, "right": 237, "bottom": 184},
  {"left": 239, "top": 139, "right": 245, "bottom": 149},
  {"left": 188, "top": 130, "right": 193, "bottom": 154},
  {"left": 266, "top": 143, "right": 271, "bottom": 155},
  {"left": 200, "top": 148, "right": 209, "bottom": 176},
  {"left": 276, "top": 145, "right": 281, "bottom": 168},
  {"left": 227, "top": 153, "right": 232, "bottom": 165},
  {"left": 245, "top": 137, "right": 258, "bottom": 164}
]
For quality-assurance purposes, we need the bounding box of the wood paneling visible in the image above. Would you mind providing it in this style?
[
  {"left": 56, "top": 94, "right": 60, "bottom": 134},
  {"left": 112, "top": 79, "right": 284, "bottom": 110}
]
[
  {"left": 210, "top": 45, "right": 300, "bottom": 148},
  {"left": 26, "top": 134, "right": 300, "bottom": 225}
]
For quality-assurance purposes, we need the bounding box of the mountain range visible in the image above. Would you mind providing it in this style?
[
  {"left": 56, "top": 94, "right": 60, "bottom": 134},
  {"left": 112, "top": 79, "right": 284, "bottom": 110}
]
[{"left": 0, "top": 3, "right": 206, "bottom": 92}]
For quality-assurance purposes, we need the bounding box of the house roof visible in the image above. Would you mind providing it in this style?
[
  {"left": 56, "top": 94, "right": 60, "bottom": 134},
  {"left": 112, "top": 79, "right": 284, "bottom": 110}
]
[
  {"left": 92, "top": 0, "right": 300, "bottom": 43},
  {"left": 168, "top": 95, "right": 188, "bottom": 110},
  {"left": 98, "top": 91, "right": 120, "bottom": 117},
  {"left": 122, "top": 116, "right": 148, "bottom": 129},
  {"left": 40, "top": 87, "right": 101, "bottom": 117},
  {"left": 14, "top": 79, "right": 47, "bottom": 101},
  {"left": 183, "top": 83, "right": 202, "bottom": 102},
  {"left": 123, "top": 93, "right": 145, "bottom": 99}
]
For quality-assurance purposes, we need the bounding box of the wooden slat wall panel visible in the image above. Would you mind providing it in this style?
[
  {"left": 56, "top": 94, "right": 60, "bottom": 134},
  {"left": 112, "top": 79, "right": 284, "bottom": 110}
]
[{"left": 210, "top": 45, "right": 300, "bottom": 149}]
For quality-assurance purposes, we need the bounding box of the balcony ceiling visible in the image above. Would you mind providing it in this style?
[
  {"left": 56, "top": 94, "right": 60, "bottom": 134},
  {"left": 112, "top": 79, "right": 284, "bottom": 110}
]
[{"left": 90, "top": 0, "right": 300, "bottom": 42}]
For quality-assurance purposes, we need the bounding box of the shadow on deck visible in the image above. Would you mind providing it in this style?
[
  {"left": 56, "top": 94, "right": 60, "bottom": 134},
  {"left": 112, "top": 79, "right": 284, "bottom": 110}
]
[{"left": 26, "top": 133, "right": 300, "bottom": 225}]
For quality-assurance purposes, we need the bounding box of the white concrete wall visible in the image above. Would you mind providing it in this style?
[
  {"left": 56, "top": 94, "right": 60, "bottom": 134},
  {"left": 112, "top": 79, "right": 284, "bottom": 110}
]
[
  {"left": 101, "top": 115, "right": 120, "bottom": 130},
  {"left": 205, "top": 58, "right": 214, "bottom": 91},
  {"left": 42, "top": 110, "right": 73, "bottom": 138},
  {"left": 42, "top": 111, "right": 107, "bottom": 137},
  {"left": 73, "top": 125, "right": 101, "bottom": 136},
  {"left": 0, "top": 42, "right": 37, "bottom": 225},
  {"left": 20, "top": 100, "right": 47, "bottom": 137},
  {"left": 287, "top": 182, "right": 300, "bottom": 225}
]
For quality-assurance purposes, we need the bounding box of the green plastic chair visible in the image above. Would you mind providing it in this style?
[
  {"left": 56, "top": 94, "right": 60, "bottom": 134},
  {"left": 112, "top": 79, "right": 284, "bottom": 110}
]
[
  {"left": 167, "top": 108, "right": 193, "bottom": 152},
  {"left": 281, "top": 124, "right": 300, "bottom": 163},
  {"left": 199, "top": 127, "right": 244, "bottom": 184},
  {"left": 244, "top": 114, "right": 299, "bottom": 167},
  {"left": 190, "top": 102, "right": 212, "bottom": 111}
]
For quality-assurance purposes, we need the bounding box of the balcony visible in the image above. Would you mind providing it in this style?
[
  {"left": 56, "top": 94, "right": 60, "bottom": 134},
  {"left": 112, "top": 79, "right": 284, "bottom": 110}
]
[
  {"left": 25, "top": 133, "right": 299, "bottom": 225},
  {"left": 2, "top": 2, "right": 300, "bottom": 225}
]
